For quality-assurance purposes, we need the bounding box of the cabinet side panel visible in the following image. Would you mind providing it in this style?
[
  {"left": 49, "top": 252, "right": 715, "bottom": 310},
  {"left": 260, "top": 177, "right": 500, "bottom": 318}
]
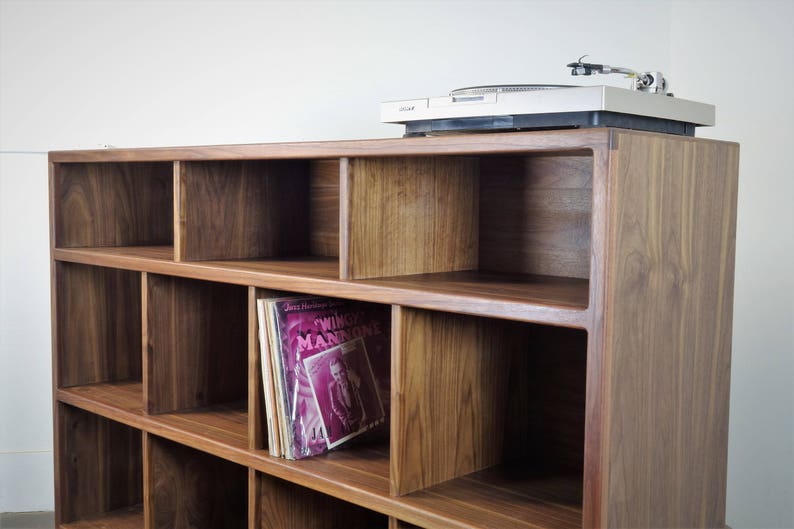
[
  {"left": 56, "top": 162, "right": 173, "bottom": 247},
  {"left": 56, "top": 262, "right": 142, "bottom": 387},
  {"left": 604, "top": 134, "right": 738, "bottom": 528},
  {"left": 346, "top": 157, "right": 478, "bottom": 279},
  {"left": 180, "top": 160, "right": 310, "bottom": 261},
  {"left": 480, "top": 154, "right": 593, "bottom": 279}
]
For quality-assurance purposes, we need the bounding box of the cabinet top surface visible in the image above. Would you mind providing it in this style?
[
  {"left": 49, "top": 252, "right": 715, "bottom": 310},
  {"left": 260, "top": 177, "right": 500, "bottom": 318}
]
[
  {"left": 47, "top": 128, "right": 734, "bottom": 164},
  {"left": 49, "top": 129, "right": 610, "bottom": 163}
]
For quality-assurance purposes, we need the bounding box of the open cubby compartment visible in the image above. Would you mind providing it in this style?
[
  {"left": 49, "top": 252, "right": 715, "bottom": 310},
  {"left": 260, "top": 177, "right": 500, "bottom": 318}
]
[
  {"left": 342, "top": 152, "right": 592, "bottom": 283},
  {"left": 144, "top": 273, "right": 248, "bottom": 446},
  {"left": 57, "top": 405, "right": 143, "bottom": 527},
  {"left": 145, "top": 434, "right": 247, "bottom": 529},
  {"left": 391, "top": 307, "right": 585, "bottom": 528},
  {"left": 175, "top": 158, "right": 339, "bottom": 261},
  {"left": 249, "top": 286, "right": 393, "bottom": 456},
  {"left": 54, "top": 161, "right": 173, "bottom": 248},
  {"left": 252, "top": 470, "right": 388, "bottom": 529},
  {"left": 55, "top": 262, "right": 142, "bottom": 389}
]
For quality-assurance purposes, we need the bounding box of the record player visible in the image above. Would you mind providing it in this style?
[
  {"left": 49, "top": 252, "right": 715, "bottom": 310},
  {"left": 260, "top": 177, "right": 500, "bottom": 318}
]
[{"left": 381, "top": 58, "right": 715, "bottom": 137}]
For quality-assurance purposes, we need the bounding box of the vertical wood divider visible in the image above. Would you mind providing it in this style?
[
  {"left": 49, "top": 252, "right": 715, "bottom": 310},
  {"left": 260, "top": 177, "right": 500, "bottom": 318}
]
[
  {"left": 389, "top": 517, "right": 420, "bottom": 529},
  {"left": 173, "top": 161, "right": 185, "bottom": 262},
  {"left": 339, "top": 157, "right": 351, "bottom": 280},
  {"left": 248, "top": 286, "right": 264, "bottom": 450},
  {"left": 143, "top": 431, "right": 153, "bottom": 529},
  {"left": 142, "top": 272, "right": 150, "bottom": 414},
  {"left": 391, "top": 305, "right": 525, "bottom": 496},
  {"left": 248, "top": 468, "right": 261, "bottom": 529},
  {"left": 582, "top": 143, "right": 611, "bottom": 529},
  {"left": 389, "top": 305, "right": 404, "bottom": 496}
]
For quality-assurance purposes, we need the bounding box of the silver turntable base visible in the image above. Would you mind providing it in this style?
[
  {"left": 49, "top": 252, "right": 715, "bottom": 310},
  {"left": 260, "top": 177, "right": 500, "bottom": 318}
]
[{"left": 382, "top": 84, "right": 714, "bottom": 137}]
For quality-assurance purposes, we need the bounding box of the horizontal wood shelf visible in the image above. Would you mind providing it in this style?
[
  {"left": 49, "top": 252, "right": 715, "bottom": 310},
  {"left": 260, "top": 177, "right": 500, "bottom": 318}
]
[
  {"left": 54, "top": 246, "right": 589, "bottom": 328},
  {"left": 400, "top": 468, "right": 581, "bottom": 529},
  {"left": 59, "top": 504, "right": 143, "bottom": 529},
  {"left": 57, "top": 381, "right": 582, "bottom": 529},
  {"left": 58, "top": 381, "right": 248, "bottom": 450}
]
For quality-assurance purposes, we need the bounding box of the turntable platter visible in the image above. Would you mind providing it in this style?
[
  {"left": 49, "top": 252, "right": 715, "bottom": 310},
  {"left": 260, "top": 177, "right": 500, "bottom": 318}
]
[{"left": 449, "top": 84, "right": 577, "bottom": 96}]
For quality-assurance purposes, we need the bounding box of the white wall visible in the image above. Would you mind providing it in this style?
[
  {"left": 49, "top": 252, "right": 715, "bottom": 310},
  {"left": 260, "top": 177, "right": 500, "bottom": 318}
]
[{"left": 0, "top": 0, "right": 791, "bottom": 526}]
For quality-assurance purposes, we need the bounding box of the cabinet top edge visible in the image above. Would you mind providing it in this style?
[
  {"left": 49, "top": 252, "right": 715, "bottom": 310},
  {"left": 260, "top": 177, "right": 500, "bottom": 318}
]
[
  {"left": 608, "top": 128, "right": 740, "bottom": 150},
  {"left": 49, "top": 128, "right": 616, "bottom": 163}
]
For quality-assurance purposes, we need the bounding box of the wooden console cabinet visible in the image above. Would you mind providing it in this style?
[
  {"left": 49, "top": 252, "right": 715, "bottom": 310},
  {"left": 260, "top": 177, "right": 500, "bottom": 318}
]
[{"left": 49, "top": 128, "right": 738, "bottom": 528}]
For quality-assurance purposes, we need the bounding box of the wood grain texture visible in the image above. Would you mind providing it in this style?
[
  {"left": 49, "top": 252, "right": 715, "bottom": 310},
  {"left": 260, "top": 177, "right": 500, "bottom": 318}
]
[
  {"left": 509, "top": 325, "right": 587, "bottom": 475},
  {"left": 57, "top": 404, "right": 142, "bottom": 523},
  {"left": 143, "top": 431, "right": 154, "bottom": 529},
  {"left": 344, "top": 157, "right": 479, "bottom": 279},
  {"left": 389, "top": 518, "right": 422, "bottom": 529},
  {"left": 141, "top": 272, "right": 151, "bottom": 415},
  {"left": 173, "top": 162, "right": 185, "bottom": 262},
  {"left": 480, "top": 154, "right": 592, "bottom": 279},
  {"left": 56, "top": 262, "right": 142, "bottom": 387},
  {"left": 392, "top": 307, "right": 587, "bottom": 497},
  {"left": 256, "top": 473, "right": 388, "bottom": 529},
  {"left": 49, "top": 129, "right": 610, "bottom": 163},
  {"left": 391, "top": 307, "right": 519, "bottom": 495},
  {"left": 602, "top": 132, "right": 739, "bottom": 528},
  {"left": 146, "top": 274, "right": 248, "bottom": 414},
  {"left": 581, "top": 142, "right": 612, "bottom": 529},
  {"left": 55, "top": 162, "right": 173, "bottom": 248},
  {"left": 50, "top": 129, "right": 739, "bottom": 529},
  {"left": 58, "top": 384, "right": 584, "bottom": 529},
  {"left": 310, "top": 159, "right": 340, "bottom": 257},
  {"left": 178, "top": 160, "right": 310, "bottom": 261},
  {"left": 248, "top": 287, "right": 266, "bottom": 452},
  {"left": 59, "top": 504, "right": 143, "bottom": 529},
  {"left": 149, "top": 435, "right": 247, "bottom": 529},
  {"left": 60, "top": 381, "right": 248, "bottom": 450},
  {"left": 55, "top": 246, "right": 589, "bottom": 328},
  {"left": 398, "top": 466, "right": 582, "bottom": 529}
]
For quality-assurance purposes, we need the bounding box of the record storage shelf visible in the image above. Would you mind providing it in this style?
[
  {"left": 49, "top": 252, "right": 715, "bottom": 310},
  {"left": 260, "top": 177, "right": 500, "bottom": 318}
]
[{"left": 49, "top": 129, "right": 738, "bottom": 529}]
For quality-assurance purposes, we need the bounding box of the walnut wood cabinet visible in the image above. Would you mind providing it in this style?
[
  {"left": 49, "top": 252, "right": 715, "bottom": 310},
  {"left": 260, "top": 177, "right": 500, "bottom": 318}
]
[{"left": 49, "top": 129, "right": 738, "bottom": 528}]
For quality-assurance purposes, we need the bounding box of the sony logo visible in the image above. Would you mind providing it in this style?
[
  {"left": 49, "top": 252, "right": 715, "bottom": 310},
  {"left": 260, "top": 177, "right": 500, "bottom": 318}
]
[{"left": 398, "top": 105, "right": 415, "bottom": 112}]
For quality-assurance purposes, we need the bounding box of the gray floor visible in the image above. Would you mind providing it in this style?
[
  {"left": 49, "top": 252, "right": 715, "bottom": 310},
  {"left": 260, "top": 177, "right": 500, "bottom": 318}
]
[{"left": 0, "top": 512, "right": 55, "bottom": 529}]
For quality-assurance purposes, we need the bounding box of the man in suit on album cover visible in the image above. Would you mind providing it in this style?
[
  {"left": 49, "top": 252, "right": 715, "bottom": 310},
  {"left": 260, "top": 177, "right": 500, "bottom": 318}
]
[{"left": 328, "top": 356, "right": 367, "bottom": 434}]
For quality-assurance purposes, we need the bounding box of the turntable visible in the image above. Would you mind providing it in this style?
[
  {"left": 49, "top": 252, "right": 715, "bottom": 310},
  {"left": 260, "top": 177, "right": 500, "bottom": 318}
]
[{"left": 381, "top": 58, "right": 715, "bottom": 137}]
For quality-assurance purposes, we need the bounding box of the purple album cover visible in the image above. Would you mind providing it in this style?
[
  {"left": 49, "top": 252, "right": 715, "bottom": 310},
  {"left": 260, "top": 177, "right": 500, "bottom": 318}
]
[
  {"left": 303, "top": 338, "right": 386, "bottom": 449},
  {"left": 270, "top": 296, "right": 390, "bottom": 458}
]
